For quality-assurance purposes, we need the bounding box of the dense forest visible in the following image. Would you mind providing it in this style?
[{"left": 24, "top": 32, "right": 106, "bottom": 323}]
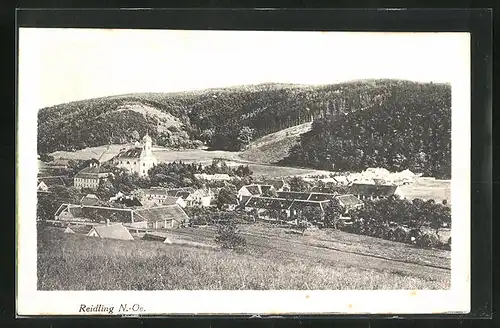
[
  {"left": 278, "top": 81, "right": 451, "bottom": 179},
  {"left": 38, "top": 80, "right": 400, "bottom": 153}
]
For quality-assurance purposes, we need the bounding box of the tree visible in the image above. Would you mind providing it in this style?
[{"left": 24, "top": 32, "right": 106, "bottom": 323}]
[
  {"left": 289, "top": 177, "right": 309, "bottom": 192},
  {"left": 324, "top": 198, "right": 344, "bottom": 229},
  {"left": 216, "top": 187, "right": 238, "bottom": 210},
  {"left": 214, "top": 221, "right": 247, "bottom": 252},
  {"left": 261, "top": 187, "right": 277, "bottom": 198},
  {"left": 237, "top": 126, "right": 255, "bottom": 150},
  {"left": 96, "top": 179, "right": 117, "bottom": 200}
]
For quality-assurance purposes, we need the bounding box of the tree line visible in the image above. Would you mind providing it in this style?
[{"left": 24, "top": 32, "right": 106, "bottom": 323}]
[{"left": 279, "top": 82, "right": 451, "bottom": 179}]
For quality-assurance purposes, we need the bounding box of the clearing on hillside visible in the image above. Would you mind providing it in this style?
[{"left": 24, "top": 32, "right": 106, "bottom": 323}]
[{"left": 239, "top": 122, "right": 312, "bottom": 164}]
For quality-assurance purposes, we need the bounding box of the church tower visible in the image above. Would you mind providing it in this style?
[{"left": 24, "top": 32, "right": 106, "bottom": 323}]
[{"left": 143, "top": 134, "right": 153, "bottom": 157}]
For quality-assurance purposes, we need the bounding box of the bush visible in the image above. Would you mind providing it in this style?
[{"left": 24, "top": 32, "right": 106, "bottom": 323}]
[{"left": 214, "top": 222, "right": 247, "bottom": 252}]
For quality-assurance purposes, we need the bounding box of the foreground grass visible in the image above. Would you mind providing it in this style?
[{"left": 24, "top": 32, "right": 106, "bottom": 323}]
[{"left": 38, "top": 227, "right": 448, "bottom": 290}]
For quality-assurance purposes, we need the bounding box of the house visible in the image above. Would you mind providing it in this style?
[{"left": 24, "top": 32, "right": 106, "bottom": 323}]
[
  {"left": 262, "top": 179, "right": 291, "bottom": 192},
  {"left": 54, "top": 204, "right": 137, "bottom": 223},
  {"left": 186, "top": 189, "right": 213, "bottom": 207},
  {"left": 140, "top": 188, "right": 188, "bottom": 208},
  {"left": 335, "top": 194, "right": 365, "bottom": 212},
  {"left": 80, "top": 194, "right": 100, "bottom": 206},
  {"left": 241, "top": 196, "right": 329, "bottom": 218},
  {"left": 55, "top": 202, "right": 191, "bottom": 230},
  {"left": 349, "top": 183, "right": 403, "bottom": 201},
  {"left": 237, "top": 184, "right": 275, "bottom": 200},
  {"left": 109, "top": 192, "right": 143, "bottom": 207},
  {"left": 37, "top": 181, "right": 49, "bottom": 193},
  {"left": 37, "top": 176, "right": 66, "bottom": 192},
  {"left": 111, "top": 134, "right": 157, "bottom": 177},
  {"left": 276, "top": 191, "right": 337, "bottom": 202},
  {"left": 87, "top": 222, "right": 134, "bottom": 241},
  {"left": 48, "top": 159, "right": 71, "bottom": 169},
  {"left": 73, "top": 162, "right": 112, "bottom": 190},
  {"left": 133, "top": 204, "right": 190, "bottom": 229}
]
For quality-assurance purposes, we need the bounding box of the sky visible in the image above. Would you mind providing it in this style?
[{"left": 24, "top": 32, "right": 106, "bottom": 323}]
[{"left": 18, "top": 28, "right": 470, "bottom": 109}]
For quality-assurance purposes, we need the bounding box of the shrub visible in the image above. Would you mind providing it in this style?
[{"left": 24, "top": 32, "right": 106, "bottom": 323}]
[{"left": 214, "top": 222, "right": 247, "bottom": 252}]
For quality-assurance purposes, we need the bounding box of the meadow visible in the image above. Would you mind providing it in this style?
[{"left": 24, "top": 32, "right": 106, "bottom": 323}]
[{"left": 38, "top": 226, "right": 450, "bottom": 291}]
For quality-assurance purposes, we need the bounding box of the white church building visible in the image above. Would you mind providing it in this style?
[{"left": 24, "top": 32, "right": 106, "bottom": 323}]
[{"left": 112, "top": 134, "right": 158, "bottom": 177}]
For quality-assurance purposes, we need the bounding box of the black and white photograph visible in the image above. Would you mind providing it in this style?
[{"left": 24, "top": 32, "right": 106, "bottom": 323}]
[{"left": 17, "top": 28, "right": 471, "bottom": 315}]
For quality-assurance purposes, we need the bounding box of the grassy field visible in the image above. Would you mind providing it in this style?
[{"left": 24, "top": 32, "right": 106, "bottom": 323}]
[
  {"left": 399, "top": 178, "right": 451, "bottom": 204},
  {"left": 38, "top": 225, "right": 450, "bottom": 291}
]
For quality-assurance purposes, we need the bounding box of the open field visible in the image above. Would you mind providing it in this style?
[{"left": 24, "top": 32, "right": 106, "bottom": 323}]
[
  {"left": 38, "top": 224, "right": 450, "bottom": 290},
  {"left": 399, "top": 178, "right": 451, "bottom": 204},
  {"left": 51, "top": 146, "right": 334, "bottom": 178}
]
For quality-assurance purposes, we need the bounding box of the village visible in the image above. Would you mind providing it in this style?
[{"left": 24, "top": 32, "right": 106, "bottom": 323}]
[{"left": 37, "top": 133, "right": 450, "bottom": 250}]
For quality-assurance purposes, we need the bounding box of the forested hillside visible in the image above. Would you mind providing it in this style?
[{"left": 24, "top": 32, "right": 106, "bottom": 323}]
[
  {"left": 38, "top": 80, "right": 400, "bottom": 154},
  {"left": 278, "top": 81, "right": 451, "bottom": 179}
]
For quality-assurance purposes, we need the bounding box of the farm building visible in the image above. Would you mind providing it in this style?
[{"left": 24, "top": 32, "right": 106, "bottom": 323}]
[
  {"left": 48, "top": 159, "right": 71, "bottom": 169},
  {"left": 140, "top": 187, "right": 211, "bottom": 207},
  {"left": 54, "top": 204, "right": 136, "bottom": 223},
  {"left": 87, "top": 222, "right": 134, "bottom": 241},
  {"left": 261, "top": 179, "right": 291, "bottom": 192},
  {"left": 111, "top": 134, "right": 158, "bottom": 177},
  {"left": 237, "top": 184, "right": 275, "bottom": 200},
  {"left": 134, "top": 205, "right": 190, "bottom": 229},
  {"left": 335, "top": 194, "right": 365, "bottom": 212},
  {"left": 186, "top": 189, "right": 213, "bottom": 207},
  {"left": 241, "top": 196, "right": 329, "bottom": 218},
  {"left": 276, "top": 191, "right": 338, "bottom": 202},
  {"left": 73, "top": 162, "right": 112, "bottom": 190},
  {"left": 63, "top": 224, "right": 93, "bottom": 235},
  {"left": 140, "top": 188, "right": 187, "bottom": 208},
  {"left": 37, "top": 176, "right": 67, "bottom": 193},
  {"left": 80, "top": 194, "right": 100, "bottom": 206},
  {"left": 54, "top": 203, "right": 190, "bottom": 229},
  {"left": 349, "top": 183, "right": 404, "bottom": 200}
]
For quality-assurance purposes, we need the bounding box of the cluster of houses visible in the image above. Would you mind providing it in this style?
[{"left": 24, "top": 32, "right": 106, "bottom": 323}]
[{"left": 38, "top": 133, "right": 411, "bottom": 241}]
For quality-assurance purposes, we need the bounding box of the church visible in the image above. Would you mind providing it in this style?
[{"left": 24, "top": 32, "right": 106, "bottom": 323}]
[{"left": 112, "top": 134, "right": 158, "bottom": 177}]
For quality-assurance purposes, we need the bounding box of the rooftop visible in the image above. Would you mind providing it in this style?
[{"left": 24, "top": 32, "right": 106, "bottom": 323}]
[
  {"left": 349, "top": 183, "right": 398, "bottom": 196},
  {"left": 134, "top": 205, "right": 190, "bottom": 223},
  {"left": 90, "top": 223, "right": 134, "bottom": 241},
  {"left": 116, "top": 147, "right": 143, "bottom": 159}
]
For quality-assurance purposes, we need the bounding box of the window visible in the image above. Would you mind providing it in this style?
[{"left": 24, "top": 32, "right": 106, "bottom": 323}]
[
  {"left": 143, "top": 163, "right": 145, "bottom": 166},
  {"left": 134, "top": 162, "right": 136, "bottom": 165},
  {"left": 127, "top": 161, "right": 130, "bottom": 164}
]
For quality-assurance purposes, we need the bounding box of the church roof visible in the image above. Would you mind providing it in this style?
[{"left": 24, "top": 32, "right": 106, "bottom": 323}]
[{"left": 116, "top": 147, "right": 143, "bottom": 159}]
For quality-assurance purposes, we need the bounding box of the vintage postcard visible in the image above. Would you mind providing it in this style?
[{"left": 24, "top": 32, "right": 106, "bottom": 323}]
[{"left": 16, "top": 28, "right": 471, "bottom": 316}]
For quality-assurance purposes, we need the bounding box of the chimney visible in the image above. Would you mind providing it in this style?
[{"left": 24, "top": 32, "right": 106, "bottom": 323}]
[{"left": 106, "top": 219, "right": 110, "bottom": 226}]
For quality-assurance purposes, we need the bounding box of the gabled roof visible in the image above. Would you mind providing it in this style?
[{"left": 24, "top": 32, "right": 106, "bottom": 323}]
[
  {"left": 349, "top": 183, "right": 397, "bottom": 197},
  {"left": 276, "top": 191, "right": 311, "bottom": 200},
  {"left": 116, "top": 147, "right": 143, "bottom": 159},
  {"left": 134, "top": 204, "right": 190, "bottom": 223},
  {"left": 166, "top": 187, "right": 196, "bottom": 196},
  {"left": 307, "top": 192, "right": 337, "bottom": 201},
  {"left": 89, "top": 223, "right": 134, "bottom": 240},
  {"left": 64, "top": 205, "right": 134, "bottom": 223},
  {"left": 161, "top": 196, "right": 182, "bottom": 206},
  {"left": 244, "top": 196, "right": 294, "bottom": 210},
  {"left": 262, "top": 179, "right": 287, "bottom": 189},
  {"left": 243, "top": 185, "right": 261, "bottom": 195},
  {"left": 75, "top": 166, "right": 112, "bottom": 179},
  {"left": 38, "top": 176, "right": 66, "bottom": 187},
  {"left": 80, "top": 194, "right": 100, "bottom": 206},
  {"left": 336, "top": 194, "right": 364, "bottom": 207},
  {"left": 65, "top": 224, "right": 93, "bottom": 235}
]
